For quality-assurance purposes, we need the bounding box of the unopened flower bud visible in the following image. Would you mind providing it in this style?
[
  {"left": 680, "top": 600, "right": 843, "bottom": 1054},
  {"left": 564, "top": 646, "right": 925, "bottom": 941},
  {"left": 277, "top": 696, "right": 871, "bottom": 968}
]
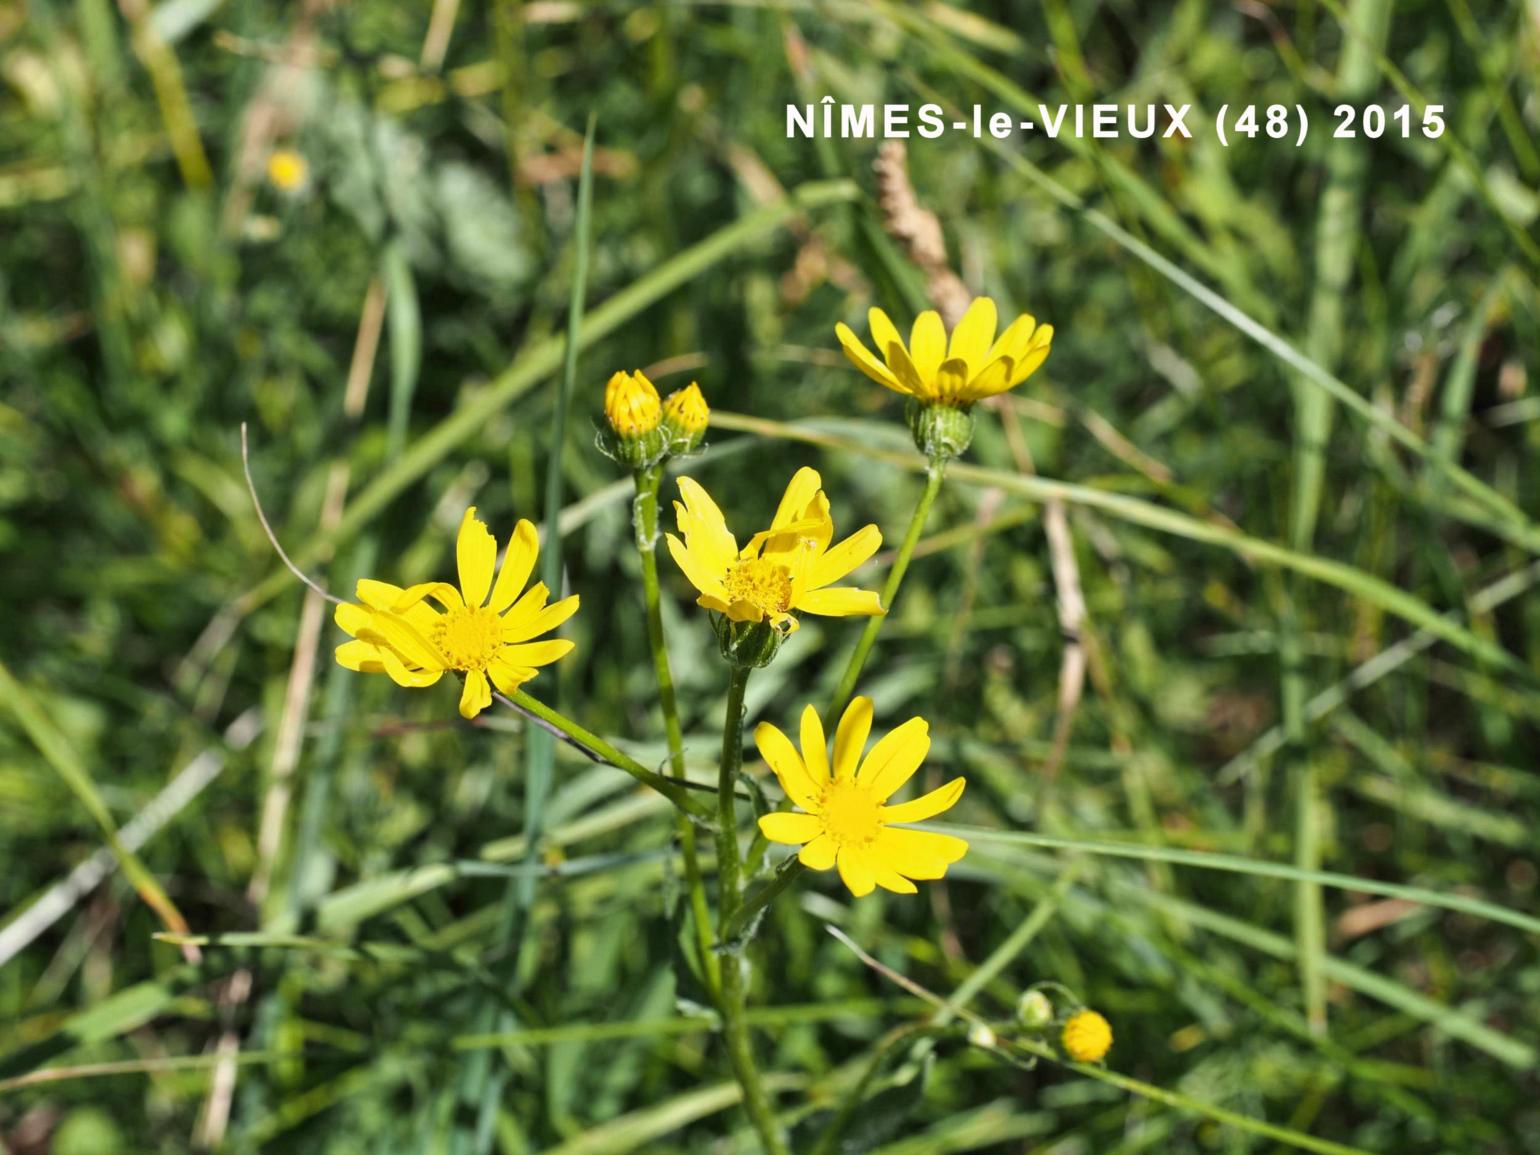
[
  {"left": 1016, "top": 989, "right": 1053, "bottom": 1030},
  {"left": 598, "top": 370, "right": 667, "bottom": 468},
  {"left": 605, "top": 370, "right": 662, "bottom": 438},
  {"left": 661, "top": 382, "right": 709, "bottom": 452},
  {"left": 1061, "top": 1009, "right": 1113, "bottom": 1063},
  {"left": 967, "top": 1023, "right": 997, "bottom": 1049}
]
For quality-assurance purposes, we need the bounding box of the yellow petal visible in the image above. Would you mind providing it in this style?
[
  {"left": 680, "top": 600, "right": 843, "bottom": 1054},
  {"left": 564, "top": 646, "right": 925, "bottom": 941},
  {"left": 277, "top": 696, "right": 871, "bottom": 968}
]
[
  {"left": 724, "top": 597, "right": 768, "bottom": 623},
  {"left": 503, "top": 592, "right": 579, "bottom": 644},
  {"left": 933, "top": 357, "right": 969, "bottom": 401},
  {"left": 836, "top": 845, "right": 876, "bottom": 897},
  {"left": 334, "top": 602, "right": 373, "bottom": 638},
  {"left": 832, "top": 697, "right": 873, "bottom": 782},
  {"left": 459, "top": 669, "right": 492, "bottom": 718},
  {"left": 960, "top": 355, "right": 1015, "bottom": 401},
  {"left": 489, "top": 519, "right": 540, "bottom": 613},
  {"left": 986, "top": 313, "right": 1038, "bottom": 364},
  {"left": 755, "top": 721, "right": 821, "bottom": 809},
  {"left": 872, "top": 827, "right": 968, "bottom": 879},
  {"left": 880, "top": 777, "right": 966, "bottom": 825},
  {"left": 379, "top": 646, "right": 443, "bottom": 688},
  {"left": 835, "top": 322, "right": 904, "bottom": 393},
  {"left": 1005, "top": 339, "right": 1052, "bottom": 388},
  {"left": 369, "top": 612, "right": 447, "bottom": 671},
  {"left": 358, "top": 579, "right": 460, "bottom": 614},
  {"left": 882, "top": 336, "right": 928, "bottom": 396},
  {"left": 498, "top": 638, "right": 574, "bottom": 669},
  {"left": 795, "top": 587, "right": 885, "bottom": 617},
  {"left": 335, "top": 639, "right": 385, "bottom": 672},
  {"left": 798, "top": 835, "right": 838, "bottom": 870},
  {"left": 675, "top": 477, "right": 738, "bottom": 573},
  {"left": 488, "top": 660, "right": 537, "bottom": 695},
  {"left": 457, "top": 507, "right": 497, "bottom": 607},
  {"left": 355, "top": 578, "right": 408, "bottom": 611},
  {"left": 856, "top": 717, "right": 930, "bottom": 801},
  {"left": 909, "top": 311, "right": 946, "bottom": 385},
  {"left": 869, "top": 307, "right": 905, "bottom": 366},
  {"left": 799, "top": 704, "right": 830, "bottom": 783},
  {"left": 810, "top": 524, "right": 881, "bottom": 590},
  {"left": 948, "top": 297, "right": 997, "bottom": 371},
  {"left": 666, "top": 533, "right": 730, "bottom": 603},
  {"left": 758, "top": 812, "right": 822, "bottom": 845},
  {"left": 770, "top": 467, "right": 823, "bottom": 533},
  {"left": 872, "top": 866, "right": 919, "bottom": 894}
]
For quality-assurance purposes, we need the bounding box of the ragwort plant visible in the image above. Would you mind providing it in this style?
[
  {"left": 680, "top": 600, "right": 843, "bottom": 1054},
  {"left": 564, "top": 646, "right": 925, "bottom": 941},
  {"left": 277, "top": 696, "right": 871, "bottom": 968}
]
[{"left": 319, "top": 301, "right": 1107, "bottom": 1153}]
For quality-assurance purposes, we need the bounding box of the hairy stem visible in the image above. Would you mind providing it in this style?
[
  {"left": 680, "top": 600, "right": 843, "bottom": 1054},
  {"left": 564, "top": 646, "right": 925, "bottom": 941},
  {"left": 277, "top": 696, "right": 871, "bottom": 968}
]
[
  {"left": 827, "top": 458, "right": 947, "bottom": 722},
  {"left": 713, "top": 663, "right": 788, "bottom": 1155},
  {"left": 634, "top": 464, "right": 720, "bottom": 994}
]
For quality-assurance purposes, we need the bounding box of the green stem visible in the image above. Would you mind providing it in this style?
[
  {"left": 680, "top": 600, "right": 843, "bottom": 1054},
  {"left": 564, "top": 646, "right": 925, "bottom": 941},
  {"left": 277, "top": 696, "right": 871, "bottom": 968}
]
[
  {"left": 634, "top": 464, "right": 720, "bottom": 994},
  {"left": 716, "top": 664, "right": 753, "bottom": 924},
  {"left": 713, "top": 663, "right": 788, "bottom": 1155},
  {"left": 827, "top": 458, "right": 947, "bottom": 722},
  {"left": 725, "top": 859, "right": 806, "bottom": 943},
  {"left": 503, "top": 689, "right": 713, "bottom": 822}
]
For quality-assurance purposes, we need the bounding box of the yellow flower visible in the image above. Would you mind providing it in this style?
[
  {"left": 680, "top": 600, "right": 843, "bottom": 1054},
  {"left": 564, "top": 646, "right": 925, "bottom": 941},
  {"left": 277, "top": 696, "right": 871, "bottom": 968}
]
[
  {"left": 662, "top": 382, "right": 709, "bottom": 437},
  {"left": 604, "top": 369, "right": 662, "bottom": 438},
  {"left": 266, "top": 150, "right": 308, "bottom": 192},
  {"left": 665, "top": 467, "right": 884, "bottom": 630},
  {"left": 333, "top": 507, "right": 579, "bottom": 719},
  {"left": 1061, "top": 1010, "right": 1113, "bottom": 1062},
  {"left": 755, "top": 697, "right": 968, "bottom": 897},
  {"left": 835, "top": 297, "right": 1053, "bottom": 406}
]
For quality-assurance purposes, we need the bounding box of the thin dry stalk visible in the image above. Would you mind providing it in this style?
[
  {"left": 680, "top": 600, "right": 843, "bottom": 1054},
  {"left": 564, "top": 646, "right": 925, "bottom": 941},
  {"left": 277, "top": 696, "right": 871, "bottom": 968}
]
[
  {"left": 198, "top": 278, "right": 385, "bottom": 1149},
  {"left": 872, "top": 142, "right": 970, "bottom": 326}
]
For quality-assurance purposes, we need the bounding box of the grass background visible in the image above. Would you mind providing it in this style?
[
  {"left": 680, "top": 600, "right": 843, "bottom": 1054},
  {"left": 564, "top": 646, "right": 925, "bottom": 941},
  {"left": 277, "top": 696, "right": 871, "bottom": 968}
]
[{"left": 2, "top": 0, "right": 1539, "bottom": 1151}]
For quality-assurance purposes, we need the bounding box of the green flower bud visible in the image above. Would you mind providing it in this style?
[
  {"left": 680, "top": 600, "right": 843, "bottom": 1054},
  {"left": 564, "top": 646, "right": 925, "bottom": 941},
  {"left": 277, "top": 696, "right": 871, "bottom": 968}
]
[{"left": 1016, "top": 989, "right": 1054, "bottom": 1030}]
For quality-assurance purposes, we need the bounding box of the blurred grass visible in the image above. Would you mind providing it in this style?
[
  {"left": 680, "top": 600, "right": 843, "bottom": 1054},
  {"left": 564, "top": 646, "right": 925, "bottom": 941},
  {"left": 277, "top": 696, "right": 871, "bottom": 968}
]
[{"left": 3, "top": 2, "right": 1540, "bottom": 1153}]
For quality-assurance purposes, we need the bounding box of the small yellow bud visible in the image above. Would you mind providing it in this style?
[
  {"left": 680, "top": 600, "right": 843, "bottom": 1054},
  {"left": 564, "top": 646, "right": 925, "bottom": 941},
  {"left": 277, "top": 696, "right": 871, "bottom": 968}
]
[
  {"left": 604, "top": 370, "right": 662, "bottom": 439},
  {"left": 663, "top": 382, "right": 709, "bottom": 435},
  {"left": 266, "top": 150, "right": 308, "bottom": 192},
  {"left": 1061, "top": 1009, "right": 1112, "bottom": 1063}
]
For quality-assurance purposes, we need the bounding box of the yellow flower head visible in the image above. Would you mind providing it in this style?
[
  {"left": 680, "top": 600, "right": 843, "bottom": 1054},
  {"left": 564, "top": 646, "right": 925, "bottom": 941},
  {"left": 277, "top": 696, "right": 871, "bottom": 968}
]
[
  {"left": 333, "top": 507, "right": 579, "bottom": 719},
  {"left": 1061, "top": 1009, "right": 1113, "bottom": 1063},
  {"left": 755, "top": 697, "right": 968, "bottom": 897},
  {"left": 662, "top": 382, "right": 709, "bottom": 437},
  {"left": 266, "top": 150, "right": 309, "bottom": 192},
  {"left": 665, "top": 467, "right": 884, "bottom": 631},
  {"left": 835, "top": 297, "right": 1053, "bottom": 407},
  {"left": 604, "top": 370, "right": 662, "bottom": 438}
]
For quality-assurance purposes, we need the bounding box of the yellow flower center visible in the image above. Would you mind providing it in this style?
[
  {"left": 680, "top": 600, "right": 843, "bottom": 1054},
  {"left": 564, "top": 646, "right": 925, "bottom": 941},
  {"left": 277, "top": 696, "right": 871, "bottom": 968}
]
[
  {"left": 724, "top": 557, "right": 793, "bottom": 618},
  {"left": 432, "top": 606, "right": 503, "bottom": 671},
  {"left": 818, "top": 780, "right": 882, "bottom": 848}
]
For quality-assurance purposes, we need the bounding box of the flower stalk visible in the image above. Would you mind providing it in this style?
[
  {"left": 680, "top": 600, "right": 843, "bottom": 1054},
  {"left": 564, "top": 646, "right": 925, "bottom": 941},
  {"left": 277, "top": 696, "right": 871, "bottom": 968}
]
[
  {"left": 503, "top": 688, "right": 713, "bottom": 822},
  {"left": 827, "top": 457, "right": 947, "bottom": 722},
  {"left": 634, "top": 462, "right": 720, "bottom": 993},
  {"left": 713, "top": 661, "right": 790, "bottom": 1155}
]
